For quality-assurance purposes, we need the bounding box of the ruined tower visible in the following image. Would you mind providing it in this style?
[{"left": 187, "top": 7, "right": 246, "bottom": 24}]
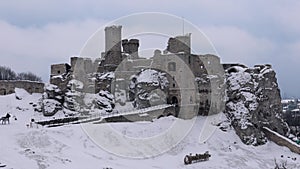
[
  {"left": 166, "top": 33, "right": 191, "bottom": 54},
  {"left": 122, "top": 39, "right": 140, "bottom": 59},
  {"left": 105, "top": 25, "right": 122, "bottom": 53},
  {"left": 99, "top": 25, "right": 123, "bottom": 71}
]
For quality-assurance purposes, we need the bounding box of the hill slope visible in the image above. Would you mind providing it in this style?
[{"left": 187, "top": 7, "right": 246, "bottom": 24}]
[{"left": 0, "top": 90, "right": 299, "bottom": 169}]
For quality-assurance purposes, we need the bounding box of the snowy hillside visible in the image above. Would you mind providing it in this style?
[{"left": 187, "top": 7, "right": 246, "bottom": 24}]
[{"left": 0, "top": 89, "right": 299, "bottom": 169}]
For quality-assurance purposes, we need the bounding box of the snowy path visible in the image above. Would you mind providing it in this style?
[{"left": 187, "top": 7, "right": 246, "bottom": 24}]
[{"left": 44, "top": 104, "right": 173, "bottom": 127}]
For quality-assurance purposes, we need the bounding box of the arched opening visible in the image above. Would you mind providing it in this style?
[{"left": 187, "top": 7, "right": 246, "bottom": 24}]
[
  {"left": 0, "top": 88, "right": 6, "bottom": 95},
  {"left": 171, "top": 96, "right": 178, "bottom": 105},
  {"left": 168, "top": 62, "right": 176, "bottom": 71},
  {"left": 27, "top": 87, "right": 32, "bottom": 93}
]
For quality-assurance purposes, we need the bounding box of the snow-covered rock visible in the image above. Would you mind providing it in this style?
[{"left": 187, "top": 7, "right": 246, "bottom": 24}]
[
  {"left": 44, "top": 84, "right": 63, "bottom": 103},
  {"left": 40, "top": 84, "right": 64, "bottom": 116},
  {"left": 135, "top": 69, "right": 169, "bottom": 89},
  {"left": 225, "top": 64, "right": 289, "bottom": 145},
  {"left": 84, "top": 91, "right": 115, "bottom": 113},
  {"left": 42, "top": 99, "right": 62, "bottom": 116},
  {"left": 42, "top": 72, "right": 118, "bottom": 116},
  {"left": 68, "top": 79, "right": 84, "bottom": 91},
  {"left": 94, "top": 72, "right": 115, "bottom": 92},
  {"left": 129, "top": 69, "right": 169, "bottom": 109}
]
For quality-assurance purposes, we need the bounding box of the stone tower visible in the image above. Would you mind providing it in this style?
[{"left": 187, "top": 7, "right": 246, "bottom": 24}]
[
  {"left": 122, "top": 39, "right": 140, "bottom": 59},
  {"left": 167, "top": 33, "right": 191, "bottom": 54},
  {"left": 105, "top": 25, "right": 122, "bottom": 53},
  {"left": 101, "top": 25, "right": 123, "bottom": 71}
]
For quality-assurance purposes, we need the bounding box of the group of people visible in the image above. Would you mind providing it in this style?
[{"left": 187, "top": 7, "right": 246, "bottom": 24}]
[{"left": 26, "top": 119, "right": 36, "bottom": 128}]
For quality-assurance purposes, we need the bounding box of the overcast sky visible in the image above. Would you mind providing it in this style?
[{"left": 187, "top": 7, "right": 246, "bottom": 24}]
[{"left": 1, "top": 0, "right": 300, "bottom": 98}]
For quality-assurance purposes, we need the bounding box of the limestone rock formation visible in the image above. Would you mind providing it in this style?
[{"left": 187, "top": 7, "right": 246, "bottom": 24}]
[
  {"left": 225, "top": 64, "right": 289, "bottom": 145},
  {"left": 40, "top": 84, "right": 64, "bottom": 116},
  {"left": 42, "top": 99, "right": 62, "bottom": 116},
  {"left": 129, "top": 69, "right": 169, "bottom": 109},
  {"left": 41, "top": 75, "right": 116, "bottom": 116}
]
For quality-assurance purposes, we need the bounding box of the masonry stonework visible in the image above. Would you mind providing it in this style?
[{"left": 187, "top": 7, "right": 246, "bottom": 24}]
[
  {"left": 0, "top": 80, "right": 44, "bottom": 95},
  {"left": 263, "top": 127, "right": 300, "bottom": 154},
  {"left": 50, "top": 25, "right": 225, "bottom": 118}
]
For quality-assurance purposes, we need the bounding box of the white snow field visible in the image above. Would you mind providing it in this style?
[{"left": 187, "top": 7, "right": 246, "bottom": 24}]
[{"left": 0, "top": 89, "right": 299, "bottom": 169}]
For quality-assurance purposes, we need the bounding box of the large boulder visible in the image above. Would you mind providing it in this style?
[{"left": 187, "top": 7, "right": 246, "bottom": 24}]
[
  {"left": 42, "top": 99, "right": 62, "bottom": 116},
  {"left": 225, "top": 64, "right": 289, "bottom": 145},
  {"left": 44, "top": 84, "right": 64, "bottom": 103},
  {"left": 129, "top": 69, "right": 169, "bottom": 109},
  {"left": 38, "top": 84, "right": 64, "bottom": 116},
  {"left": 41, "top": 75, "right": 117, "bottom": 116}
]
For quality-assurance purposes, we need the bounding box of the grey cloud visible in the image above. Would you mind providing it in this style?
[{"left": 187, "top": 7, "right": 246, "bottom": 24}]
[
  {"left": 0, "top": 0, "right": 300, "bottom": 97},
  {"left": 0, "top": 19, "right": 106, "bottom": 81}
]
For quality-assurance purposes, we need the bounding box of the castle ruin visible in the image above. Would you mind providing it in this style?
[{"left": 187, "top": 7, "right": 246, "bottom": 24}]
[{"left": 50, "top": 25, "right": 225, "bottom": 118}]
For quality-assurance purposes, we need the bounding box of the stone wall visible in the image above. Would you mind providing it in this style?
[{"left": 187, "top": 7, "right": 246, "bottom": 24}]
[
  {"left": 99, "top": 25, "right": 123, "bottom": 72},
  {"left": 113, "top": 50, "right": 225, "bottom": 118},
  {"left": 51, "top": 63, "right": 71, "bottom": 76},
  {"left": 263, "top": 127, "right": 300, "bottom": 154},
  {"left": 48, "top": 26, "right": 225, "bottom": 119},
  {"left": 71, "top": 57, "right": 95, "bottom": 75},
  {"left": 98, "top": 106, "right": 177, "bottom": 123},
  {"left": 167, "top": 34, "right": 191, "bottom": 54},
  {"left": 122, "top": 39, "right": 139, "bottom": 59},
  {"left": 0, "top": 80, "right": 44, "bottom": 95},
  {"left": 105, "top": 25, "right": 122, "bottom": 53}
]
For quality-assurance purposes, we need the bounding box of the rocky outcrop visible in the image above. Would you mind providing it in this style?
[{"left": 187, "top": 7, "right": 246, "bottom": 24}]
[
  {"left": 129, "top": 69, "right": 169, "bottom": 109},
  {"left": 225, "top": 64, "right": 289, "bottom": 145},
  {"left": 40, "top": 84, "right": 64, "bottom": 116},
  {"left": 42, "top": 99, "right": 62, "bottom": 116},
  {"left": 41, "top": 76, "right": 116, "bottom": 116}
]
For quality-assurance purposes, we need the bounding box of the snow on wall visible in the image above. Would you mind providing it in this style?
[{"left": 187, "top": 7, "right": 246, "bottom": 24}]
[
  {"left": 263, "top": 127, "right": 300, "bottom": 154},
  {"left": 135, "top": 69, "right": 169, "bottom": 89}
]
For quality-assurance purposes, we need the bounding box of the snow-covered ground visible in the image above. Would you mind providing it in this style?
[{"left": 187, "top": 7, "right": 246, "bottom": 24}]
[{"left": 0, "top": 90, "right": 299, "bottom": 169}]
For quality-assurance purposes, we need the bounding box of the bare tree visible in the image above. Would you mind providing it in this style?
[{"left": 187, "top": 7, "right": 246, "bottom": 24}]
[
  {"left": 17, "top": 72, "right": 42, "bottom": 82},
  {"left": 0, "top": 66, "right": 42, "bottom": 82},
  {"left": 0, "top": 66, "right": 17, "bottom": 80}
]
